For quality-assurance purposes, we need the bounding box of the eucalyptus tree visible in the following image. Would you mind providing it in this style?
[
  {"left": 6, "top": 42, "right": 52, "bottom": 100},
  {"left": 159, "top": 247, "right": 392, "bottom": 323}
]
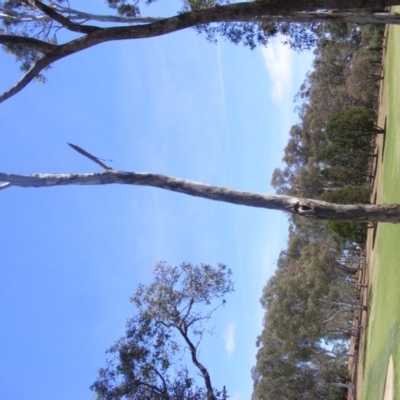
[
  {"left": 321, "top": 186, "right": 372, "bottom": 243},
  {"left": 252, "top": 332, "right": 323, "bottom": 400},
  {"left": 317, "top": 109, "right": 380, "bottom": 192},
  {"left": 252, "top": 333, "right": 348, "bottom": 400},
  {"left": 253, "top": 230, "right": 355, "bottom": 400},
  {"left": 326, "top": 108, "right": 384, "bottom": 141},
  {"left": 0, "top": 142, "right": 399, "bottom": 223},
  {"left": 91, "top": 261, "right": 233, "bottom": 400},
  {"left": 1, "top": 0, "right": 400, "bottom": 102},
  {"left": 262, "top": 236, "right": 351, "bottom": 343}
]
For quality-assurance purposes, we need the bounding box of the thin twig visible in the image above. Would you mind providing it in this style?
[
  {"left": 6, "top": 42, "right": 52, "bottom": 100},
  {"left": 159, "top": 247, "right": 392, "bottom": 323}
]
[
  {"left": 23, "top": 0, "right": 100, "bottom": 34},
  {"left": 67, "top": 142, "right": 112, "bottom": 170}
]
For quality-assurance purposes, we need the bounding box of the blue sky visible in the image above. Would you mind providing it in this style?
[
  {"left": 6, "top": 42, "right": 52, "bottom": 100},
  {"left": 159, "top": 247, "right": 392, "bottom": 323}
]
[{"left": 0, "top": 3, "right": 313, "bottom": 399}]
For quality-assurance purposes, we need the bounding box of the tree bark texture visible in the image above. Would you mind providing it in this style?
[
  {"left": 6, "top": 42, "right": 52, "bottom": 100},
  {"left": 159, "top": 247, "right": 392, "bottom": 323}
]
[{"left": 2, "top": 169, "right": 400, "bottom": 223}]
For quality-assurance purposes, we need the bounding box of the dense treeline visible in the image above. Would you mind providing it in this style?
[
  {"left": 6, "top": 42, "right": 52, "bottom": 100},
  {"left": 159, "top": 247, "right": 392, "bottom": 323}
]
[
  {"left": 271, "top": 23, "right": 383, "bottom": 241},
  {"left": 252, "top": 23, "right": 383, "bottom": 399},
  {"left": 253, "top": 220, "right": 358, "bottom": 399}
]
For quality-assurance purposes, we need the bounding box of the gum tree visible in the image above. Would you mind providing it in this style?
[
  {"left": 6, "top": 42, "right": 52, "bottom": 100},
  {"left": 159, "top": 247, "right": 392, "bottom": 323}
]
[
  {"left": 91, "top": 261, "right": 233, "bottom": 400},
  {"left": 1, "top": 143, "right": 399, "bottom": 224},
  {"left": 1, "top": 0, "right": 400, "bottom": 102}
]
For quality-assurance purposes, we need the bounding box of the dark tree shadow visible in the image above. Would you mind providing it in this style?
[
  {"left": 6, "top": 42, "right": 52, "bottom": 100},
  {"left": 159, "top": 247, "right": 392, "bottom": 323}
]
[
  {"left": 371, "top": 222, "right": 378, "bottom": 250},
  {"left": 381, "top": 116, "right": 387, "bottom": 164}
]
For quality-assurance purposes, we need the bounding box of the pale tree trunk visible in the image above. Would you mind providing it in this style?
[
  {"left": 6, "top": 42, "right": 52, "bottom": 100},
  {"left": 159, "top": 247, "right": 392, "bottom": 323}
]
[
  {"left": 1, "top": 0, "right": 400, "bottom": 103},
  {"left": 2, "top": 169, "right": 400, "bottom": 222},
  {"left": 320, "top": 299, "right": 366, "bottom": 311},
  {"left": 2, "top": 144, "right": 400, "bottom": 224},
  {"left": 0, "top": 5, "right": 163, "bottom": 24}
]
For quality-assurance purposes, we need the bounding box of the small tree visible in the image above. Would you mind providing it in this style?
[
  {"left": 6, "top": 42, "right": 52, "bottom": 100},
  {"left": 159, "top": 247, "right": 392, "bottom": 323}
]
[
  {"left": 319, "top": 109, "right": 381, "bottom": 182},
  {"left": 327, "top": 220, "right": 368, "bottom": 243},
  {"left": 91, "top": 261, "right": 233, "bottom": 400},
  {"left": 326, "top": 108, "right": 383, "bottom": 143}
]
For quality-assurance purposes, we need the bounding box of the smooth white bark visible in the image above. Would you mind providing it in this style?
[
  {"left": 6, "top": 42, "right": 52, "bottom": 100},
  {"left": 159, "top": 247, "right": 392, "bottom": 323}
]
[
  {"left": 1, "top": 169, "right": 400, "bottom": 223},
  {"left": 0, "top": 5, "right": 163, "bottom": 25}
]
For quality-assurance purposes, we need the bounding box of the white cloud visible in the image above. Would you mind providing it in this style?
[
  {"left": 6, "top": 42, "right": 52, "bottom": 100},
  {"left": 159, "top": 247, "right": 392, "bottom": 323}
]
[
  {"left": 223, "top": 322, "right": 236, "bottom": 355},
  {"left": 260, "top": 38, "right": 293, "bottom": 105}
]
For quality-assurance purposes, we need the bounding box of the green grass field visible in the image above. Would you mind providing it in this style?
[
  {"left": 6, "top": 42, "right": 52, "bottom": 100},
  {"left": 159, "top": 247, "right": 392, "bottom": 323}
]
[{"left": 362, "top": 17, "right": 400, "bottom": 400}]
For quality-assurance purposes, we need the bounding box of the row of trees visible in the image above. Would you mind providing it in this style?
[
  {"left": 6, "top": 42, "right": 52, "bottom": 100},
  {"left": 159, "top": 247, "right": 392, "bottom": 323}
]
[
  {"left": 252, "top": 20, "right": 383, "bottom": 399},
  {"left": 271, "top": 22, "right": 384, "bottom": 240},
  {"left": 252, "top": 219, "right": 364, "bottom": 399}
]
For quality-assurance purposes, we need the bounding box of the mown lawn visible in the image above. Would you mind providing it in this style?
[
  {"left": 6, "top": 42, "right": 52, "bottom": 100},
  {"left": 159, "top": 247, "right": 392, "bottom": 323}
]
[{"left": 362, "top": 16, "right": 400, "bottom": 400}]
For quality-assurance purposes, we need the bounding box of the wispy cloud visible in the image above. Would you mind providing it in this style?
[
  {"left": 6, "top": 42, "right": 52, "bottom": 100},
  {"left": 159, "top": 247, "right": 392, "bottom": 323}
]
[
  {"left": 260, "top": 38, "right": 293, "bottom": 105},
  {"left": 223, "top": 322, "right": 236, "bottom": 355}
]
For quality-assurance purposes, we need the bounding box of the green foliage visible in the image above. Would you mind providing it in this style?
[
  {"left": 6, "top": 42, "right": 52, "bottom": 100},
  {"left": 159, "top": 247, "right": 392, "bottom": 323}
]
[
  {"left": 326, "top": 107, "right": 381, "bottom": 144},
  {"left": 0, "top": 0, "right": 58, "bottom": 80},
  {"left": 320, "top": 165, "right": 367, "bottom": 187},
  {"left": 272, "top": 34, "right": 382, "bottom": 196},
  {"left": 318, "top": 108, "right": 379, "bottom": 186},
  {"left": 253, "top": 232, "right": 351, "bottom": 400},
  {"left": 360, "top": 23, "right": 385, "bottom": 49},
  {"left": 106, "top": 0, "right": 140, "bottom": 16},
  {"left": 319, "top": 143, "right": 369, "bottom": 170},
  {"left": 91, "top": 261, "right": 233, "bottom": 400},
  {"left": 183, "top": 0, "right": 220, "bottom": 11},
  {"left": 328, "top": 220, "right": 367, "bottom": 244},
  {"left": 261, "top": 25, "right": 382, "bottom": 398},
  {"left": 321, "top": 185, "right": 371, "bottom": 204},
  {"left": 321, "top": 186, "right": 371, "bottom": 243}
]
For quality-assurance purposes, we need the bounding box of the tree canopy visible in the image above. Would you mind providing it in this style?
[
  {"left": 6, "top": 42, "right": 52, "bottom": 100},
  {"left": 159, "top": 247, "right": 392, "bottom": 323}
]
[
  {"left": 252, "top": 221, "right": 357, "bottom": 400},
  {"left": 1, "top": 0, "right": 400, "bottom": 102},
  {"left": 91, "top": 261, "right": 233, "bottom": 400},
  {"left": 252, "top": 20, "right": 382, "bottom": 398}
]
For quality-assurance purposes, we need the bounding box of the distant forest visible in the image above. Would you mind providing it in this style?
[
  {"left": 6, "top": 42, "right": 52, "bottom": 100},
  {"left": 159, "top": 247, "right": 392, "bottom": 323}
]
[{"left": 252, "top": 22, "right": 384, "bottom": 400}]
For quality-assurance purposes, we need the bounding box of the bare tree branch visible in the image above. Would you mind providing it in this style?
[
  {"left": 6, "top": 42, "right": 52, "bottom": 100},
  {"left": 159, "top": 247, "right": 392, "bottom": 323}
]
[
  {"left": 67, "top": 142, "right": 112, "bottom": 170},
  {"left": 0, "top": 35, "right": 57, "bottom": 54},
  {"left": 2, "top": 1, "right": 400, "bottom": 102},
  {"left": 1, "top": 143, "right": 400, "bottom": 222},
  {"left": 49, "top": 4, "right": 164, "bottom": 25},
  {"left": 22, "top": 0, "right": 100, "bottom": 34},
  {"left": 0, "top": 5, "right": 163, "bottom": 24},
  {"left": 0, "top": 55, "right": 57, "bottom": 103}
]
